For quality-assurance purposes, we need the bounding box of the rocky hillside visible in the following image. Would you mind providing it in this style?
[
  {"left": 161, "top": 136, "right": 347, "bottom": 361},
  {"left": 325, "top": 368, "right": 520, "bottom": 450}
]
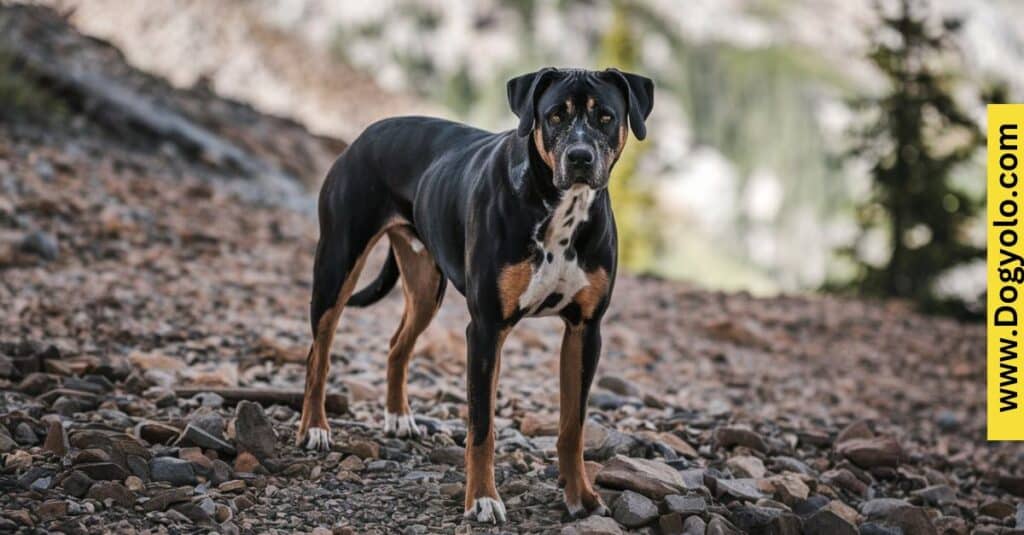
[{"left": 0, "top": 5, "right": 1019, "bottom": 535}]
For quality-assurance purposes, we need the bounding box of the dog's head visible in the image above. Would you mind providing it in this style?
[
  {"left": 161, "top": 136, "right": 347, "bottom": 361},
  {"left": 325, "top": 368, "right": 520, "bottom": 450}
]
[{"left": 507, "top": 68, "right": 654, "bottom": 190}]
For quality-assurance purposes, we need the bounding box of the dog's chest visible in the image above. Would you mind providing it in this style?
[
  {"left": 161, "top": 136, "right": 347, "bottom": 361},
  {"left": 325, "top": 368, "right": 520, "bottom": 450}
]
[{"left": 518, "top": 186, "right": 596, "bottom": 317}]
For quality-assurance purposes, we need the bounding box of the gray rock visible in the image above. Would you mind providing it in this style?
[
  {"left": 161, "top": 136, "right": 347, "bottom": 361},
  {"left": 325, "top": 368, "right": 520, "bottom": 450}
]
[
  {"left": 560, "top": 515, "right": 624, "bottom": 535},
  {"left": 861, "top": 498, "right": 912, "bottom": 518},
  {"left": 731, "top": 505, "right": 801, "bottom": 535},
  {"left": 191, "top": 392, "right": 225, "bottom": 408},
  {"left": 150, "top": 457, "right": 197, "bottom": 485},
  {"left": 706, "top": 514, "right": 742, "bottom": 535},
  {"left": 911, "top": 484, "right": 956, "bottom": 506},
  {"left": 178, "top": 423, "right": 236, "bottom": 455},
  {"left": 712, "top": 477, "right": 764, "bottom": 502},
  {"left": 0, "top": 429, "right": 16, "bottom": 453},
  {"left": 234, "top": 401, "right": 276, "bottom": 459},
  {"left": 14, "top": 422, "right": 37, "bottom": 445},
  {"left": 21, "top": 230, "right": 59, "bottom": 260},
  {"left": 1018, "top": 503, "right": 1024, "bottom": 529},
  {"left": 189, "top": 408, "right": 226, "bottom": 439},
  {"left": 597, "top": 375, "right": 640, "bottom": 397},
  {"left": 665, "top": 494, "right": 707, "bottom": 516},
  {"left": 681, "top": 515, "right": 707, "bottom": 535},
  {"left": 595, "top": 455, "right": 688, "bottom": 499},
  {"left": 804, "top": 507, "right": 858, "bottom": 535},
  {"left": 612, "top": 490, "right": 659, "bottom": 528}
]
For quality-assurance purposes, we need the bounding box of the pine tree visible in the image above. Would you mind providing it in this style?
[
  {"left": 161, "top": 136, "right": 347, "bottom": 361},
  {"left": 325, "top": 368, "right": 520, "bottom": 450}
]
[{"left": 840, "top": 0, "right": 988, "bottom": 314}]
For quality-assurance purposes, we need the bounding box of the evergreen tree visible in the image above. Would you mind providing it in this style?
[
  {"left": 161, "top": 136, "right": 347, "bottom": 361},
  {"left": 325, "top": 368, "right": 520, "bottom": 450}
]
[{"left": 839, "top": 0, "right": 989, "bottom": 314}]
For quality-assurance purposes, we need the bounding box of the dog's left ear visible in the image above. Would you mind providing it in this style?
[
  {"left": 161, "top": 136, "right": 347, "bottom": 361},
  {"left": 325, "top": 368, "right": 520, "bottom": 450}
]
[
  {"left": 603, "top": 69, "right": 655, "bottom": 141},
  {"left": 507, "top": 68, "right": 557, "bottom": 137}
]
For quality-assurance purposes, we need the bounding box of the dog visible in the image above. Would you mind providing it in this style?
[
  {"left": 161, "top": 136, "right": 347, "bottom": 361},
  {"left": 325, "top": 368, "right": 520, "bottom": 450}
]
[{"left": 297, "top": 67, "right": 654, "bottom": 524}]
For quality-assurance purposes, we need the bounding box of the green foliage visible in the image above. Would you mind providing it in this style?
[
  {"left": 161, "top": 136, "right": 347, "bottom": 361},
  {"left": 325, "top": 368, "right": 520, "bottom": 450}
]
[
  {"left": 834, "top": 0, "right": 989, "bottom": 315},
  {"left": 599, "top": 1, "right": 659, "bottom": 271},
  {"left": 0, "top": 46, "right": 68, "bottom": 125}
]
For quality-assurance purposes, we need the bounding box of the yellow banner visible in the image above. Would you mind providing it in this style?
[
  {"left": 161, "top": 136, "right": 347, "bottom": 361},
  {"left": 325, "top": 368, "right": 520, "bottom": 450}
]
[{"left": 989, "top": 104, "right": 1024, "bottom": 440}]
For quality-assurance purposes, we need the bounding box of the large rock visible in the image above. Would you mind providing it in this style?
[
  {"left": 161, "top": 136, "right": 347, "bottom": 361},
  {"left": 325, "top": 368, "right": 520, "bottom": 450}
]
[
  {"left": 150, "top": 457, "right": 197, "bottom": 485},
  {"left": 730, "top": 505, "right": 801, "bottom": 535},
  {"left": 612, "top": 490, "right": 659, "bottom": 528},
  {"left": 835, "top": 436, "right": 902, "bottom": 468},
  {"left": 86, "top": 481, "right": 135, "bottom": 507},
  {"left": 234, "top": 401, "right": 277, "bottom": 459},
  {"left": 726, "top": 455, "right": 765, "bottom": 478},
  {"left": 595, "top": 455, "right": 688, "bottom": 499},
  {"left": 665, "top": 494, "right": 707, "bottom": 517}
]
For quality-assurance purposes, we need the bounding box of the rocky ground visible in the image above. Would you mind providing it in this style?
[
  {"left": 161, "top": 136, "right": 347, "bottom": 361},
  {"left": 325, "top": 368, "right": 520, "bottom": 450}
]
[{"left": 1, "top": 4, "right": 1023, "bottom": 535}]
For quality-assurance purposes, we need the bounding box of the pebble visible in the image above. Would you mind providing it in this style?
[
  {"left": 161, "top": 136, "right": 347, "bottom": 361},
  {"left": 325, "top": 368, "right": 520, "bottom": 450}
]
[
  {"left": 714, "top": 426, "right": 768, "bottom": 453},
  {"left": 561, "top": 515, "right": 624, "bottom": 535},
  {"left": 726, "top": 455, "right": 765, "bottom": 478},
  {"left": 665, "top": 494, "right": 707, "bottom": 516}
]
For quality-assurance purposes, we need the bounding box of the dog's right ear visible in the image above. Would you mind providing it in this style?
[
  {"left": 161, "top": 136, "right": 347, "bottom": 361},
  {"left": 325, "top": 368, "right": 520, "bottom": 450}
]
[{"left": 507, "top": 68, "right": 557, "bottom": 137}]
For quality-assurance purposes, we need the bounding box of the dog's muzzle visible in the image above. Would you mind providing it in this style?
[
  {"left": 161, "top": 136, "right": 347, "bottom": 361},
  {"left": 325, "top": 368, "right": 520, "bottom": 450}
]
[{"left": 560, "top": 144, "right": 604, "bottom": 189}]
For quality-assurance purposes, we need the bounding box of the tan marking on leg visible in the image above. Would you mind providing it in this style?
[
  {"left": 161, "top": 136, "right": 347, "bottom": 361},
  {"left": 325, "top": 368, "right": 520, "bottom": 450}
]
[
  {"left": 572, "top": 268, "right": 609, "bottom": 321},
  {"left": 498, "top": 261, "right": 533, "bottom": 319},
  {"left": 385, "top": 226, "right": 442, "bottom": 417},
  {"left": 558, "top": 324, "right": 605, "bottom": 515},
  {"left": 465, "top": 328, "right": 509, "bottom": 512},
  {"left": 533, "top": 128, "right": 557, "bottom": 170},
  {"left": 298, "top": 222, "right": 400, "bottom": 446}
]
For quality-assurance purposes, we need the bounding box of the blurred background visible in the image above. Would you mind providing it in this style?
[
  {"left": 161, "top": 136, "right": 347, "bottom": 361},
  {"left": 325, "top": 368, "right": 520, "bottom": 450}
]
[{"left": 34, "top": 0, "right": 1023, "bottom": 317}]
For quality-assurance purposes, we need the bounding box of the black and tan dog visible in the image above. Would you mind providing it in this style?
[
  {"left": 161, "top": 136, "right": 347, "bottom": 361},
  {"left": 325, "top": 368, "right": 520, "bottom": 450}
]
[{"left": 297, "top": 67, "right": 653, "bottom": 523}]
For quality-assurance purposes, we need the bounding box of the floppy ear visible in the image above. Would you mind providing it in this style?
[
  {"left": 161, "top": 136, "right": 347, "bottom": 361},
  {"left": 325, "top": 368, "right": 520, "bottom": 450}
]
[
  {"left": 603, "top": 69, "right": 655, "bottom": 140},
  {"left": 507, "top": 68, "right": 557, "bottom": 137}
]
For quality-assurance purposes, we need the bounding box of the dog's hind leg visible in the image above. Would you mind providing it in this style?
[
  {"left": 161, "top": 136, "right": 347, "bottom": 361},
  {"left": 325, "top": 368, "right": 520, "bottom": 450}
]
[
  {"left": 383, "top": 226, "right": 446, "bottom": 438},
  {"left": 298, "top": 217, "right": 391, "bottom": 451}
]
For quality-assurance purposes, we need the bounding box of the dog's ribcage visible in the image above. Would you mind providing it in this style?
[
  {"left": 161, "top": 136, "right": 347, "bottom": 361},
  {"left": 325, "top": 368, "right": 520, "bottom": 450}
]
[{"left": 518, "top": 185, "right": 596, "bottom": 316}]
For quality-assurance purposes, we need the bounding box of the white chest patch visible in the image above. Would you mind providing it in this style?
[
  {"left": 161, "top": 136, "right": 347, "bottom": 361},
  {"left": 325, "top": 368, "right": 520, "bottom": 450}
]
[{"left": 518, "top": 185, "right": 597, "bottom": 317}]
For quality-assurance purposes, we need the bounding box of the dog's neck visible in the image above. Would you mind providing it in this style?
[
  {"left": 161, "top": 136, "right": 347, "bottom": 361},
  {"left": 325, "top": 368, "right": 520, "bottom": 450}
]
[{"left": 509, "top": 132, "right": 564, "bottom": 208}]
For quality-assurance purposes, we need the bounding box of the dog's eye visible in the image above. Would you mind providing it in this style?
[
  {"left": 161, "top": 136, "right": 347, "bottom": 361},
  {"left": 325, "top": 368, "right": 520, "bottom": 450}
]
[
  {"left": 548, "top": 113, "right": 562, "bottom": 125},
  {"left": 599, "top": 114, "right": 613, "bottom": 124}
]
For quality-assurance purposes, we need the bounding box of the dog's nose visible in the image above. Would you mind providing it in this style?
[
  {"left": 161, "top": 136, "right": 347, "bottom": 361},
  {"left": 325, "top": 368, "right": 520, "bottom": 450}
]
[{"left": 567, "top": 147, "right": 594, "bottom": 168}]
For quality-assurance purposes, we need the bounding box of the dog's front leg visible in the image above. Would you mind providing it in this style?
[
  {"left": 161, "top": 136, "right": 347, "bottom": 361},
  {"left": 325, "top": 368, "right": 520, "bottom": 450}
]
[
  {"left": 558, "top": 319, "right": 609, "bottom": 518},
  {"left": 463, "top": 319, "right": 507, "bottom": 524}
]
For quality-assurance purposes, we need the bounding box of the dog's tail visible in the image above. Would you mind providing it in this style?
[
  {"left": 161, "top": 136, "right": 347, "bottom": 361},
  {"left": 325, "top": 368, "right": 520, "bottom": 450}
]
[{"left": 347, "top": 247, "right": 399, "bottom": 307}]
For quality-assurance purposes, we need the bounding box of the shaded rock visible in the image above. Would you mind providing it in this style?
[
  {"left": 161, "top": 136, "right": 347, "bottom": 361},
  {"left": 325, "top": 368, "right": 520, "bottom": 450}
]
[
  {"left": 234, "top": 400, "right": 276, "bottom": 459},
  {"left": 612, "top": 490, "right": 659, "bottom": 528},
  {"left": 86, "top": 481, "right": 135, "bottom": 507},
  {"left": 659, "top": 512, "right": 686, "bottom": 535},
  {"left": 14, "top": 422, "right": 37, "bottom": 445},
  {"left": 42, "top": 420, "right": 68, "bottom": 456},
  {"left": 36, "top": 499, "right": 68, "bottom": 520},
  {"left": 682, "top": 515, "right": 707, "bottom": 535},
  {"left": 595, "top": 455, "right": 688, "bottom": 499},
  {"left": 665, "top": 494, "right": 707, "bottom": 516},
  {"left": 142, "top": 487, "right": 193, "bottom": 512},
  {"left": 804, "top": 503, "right": 858, "bottom": 535},
  {"left": 150, "top": 457, "right": 196, "bottom": 485},
  {"left": 21, "top": 230, "right": 59, "bottom": 260},
  {"left": 136, "top": 421, "right": 181, "bottom": 445},
  {"left": 835, "top": 420, "right": 873, "bottom": 444},
  {"left": 61, "top": 470, "right": 94, "bottom": 498},
  {"left": 234, "top": 451, "right": 262, "bottom": 473},
  {"left": 597, "top": 375, "right": 640, "bottom": 397},
  {"left": 520, "top": 412, "right": 559, "bottom": 437},
  {"left": 730, "top": 505, "right": 801, "bottom": 535},
  {"left": 178, "top": 423, "right": 235, "bottom": 455},
  {"left": 429, "top": 445, "right": 465, "bottom": 466},
  {"left": 560, "top": 515, "right": 624, "bottom": 535},
  {"left": 715, "top": 426, "right": 768, "bottom": 453},
  {"left": 706, "top": 514, "right": 742, "bottom": 535},
  {"left": 712, "top": 477, "right": 764, "bottom": 502},
  {"left": 978, "top": 500, "right": 1016, "bottom": 520},
  {"left": 835, "top": 436, "right": 901, "bottom": 469},
  {"left": 911, "top": 484, "right": 956, "bottom": 506},
  {"left": 821, "top": 468, "right": 868, "bottom": 496},
  {"left": 75, "top": 462, "right": 128, "bottom": 481},
  {"left": 585, "top": 425, "right": 641, "bottom": 461}
]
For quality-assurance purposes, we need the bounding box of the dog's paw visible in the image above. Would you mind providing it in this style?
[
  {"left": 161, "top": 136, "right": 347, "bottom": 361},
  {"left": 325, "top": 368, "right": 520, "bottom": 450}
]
[
  {"left": 565, "top": 491, "right": 609, "bottom": 519},
  {"left": 384, "top": 412, "right": 422, "bottom": 438},
  {"left": 301, "top": 426, "right": 332, "bottom": 452},
  {"left": 464, "top": 497, "right": 506, "bottom": 524}
]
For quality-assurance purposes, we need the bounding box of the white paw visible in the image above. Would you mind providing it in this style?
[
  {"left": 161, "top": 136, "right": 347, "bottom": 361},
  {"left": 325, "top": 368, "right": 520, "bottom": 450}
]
[
  {"left": 566, "top": 496, "right": 609, "bottom": 518},
  {"left": 304, "top": 427, "right": 332, "bottom": 451},
  {"left": 464, "top": 497, "right": 506, "bottom": 524},
  {"left": 384, "top": 412, "right": 422, "bottom": 438}
]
